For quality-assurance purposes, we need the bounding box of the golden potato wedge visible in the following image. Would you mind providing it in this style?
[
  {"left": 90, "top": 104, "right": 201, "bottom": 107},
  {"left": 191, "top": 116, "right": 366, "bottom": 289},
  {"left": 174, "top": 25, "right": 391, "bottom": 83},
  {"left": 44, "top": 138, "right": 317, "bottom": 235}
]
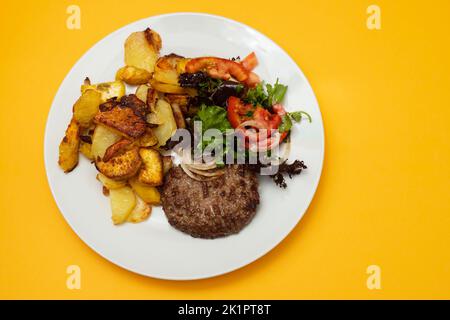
[
  {"left": 127, "top": 196, "right": 151, "bottom": 223},
  {"left": 129, "top": 178, "right": 161, "bottom": 205},
  {"left": 138, "top": 148, "right": 163, "bottom": 186},
  {"left": 81, "top": 80, "right": 125, "bottom": 102},
  {"left": 137, "top": 128, "right": 158, "bottom": 147},
  {"left": 116, "top": 66, "right": 152, "bottom": 85},
  {"left": 135, "top": 84, "right": 149, "bottom": 102},
  {"left": 109, "top": 186, "right": 136, "bottom": 225},
  {"left": 91, "top": 125, "right": 121, "bottom": 160},
  {"left": 96, "top": 173, "right": 127, "bottom": 189},
  {"left": 162, "top": 156, "right": 173, "bottom": 175},
  {"left": 124, "top": 28, "right": 161, "bottom": 73},
  {"left": 79, "top": 141, "right": 94, "bottom": 160},
  {"left": 152, "top": 99, "right": 177, "bottom": 146},
  {"left": 73, "top": 89, "right": 102, "bottom": 128},
  {"left": 58, "top": 118, "right": 80, "bottom": 173},
  {"left": 94, "top": 106, "right": 147, "bottom": 139},
  {"left": 153, "top": 54, "right": 184, "bottom": 85},
  {"left": 96, "top": 147, "right": 142, "bottom": 180},
  {"left": 149, "top": 79, "right": 195, "bottom": 95},
  {"left": 146, "top": 112, "right": 164, "bottom": 125},
  {"left": 102, "top": 138, "right": 132, "bottom": 162},
  {"left": 170, "top": 102, "right": 186, "bottom": 129}
]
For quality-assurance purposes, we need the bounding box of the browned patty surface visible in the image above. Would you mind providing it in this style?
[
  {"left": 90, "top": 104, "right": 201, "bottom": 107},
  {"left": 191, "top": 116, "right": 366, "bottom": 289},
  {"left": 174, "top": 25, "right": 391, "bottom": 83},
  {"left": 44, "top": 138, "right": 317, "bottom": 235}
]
[{"left": 161, "top": 165, "right": 259, "bottom": 239}]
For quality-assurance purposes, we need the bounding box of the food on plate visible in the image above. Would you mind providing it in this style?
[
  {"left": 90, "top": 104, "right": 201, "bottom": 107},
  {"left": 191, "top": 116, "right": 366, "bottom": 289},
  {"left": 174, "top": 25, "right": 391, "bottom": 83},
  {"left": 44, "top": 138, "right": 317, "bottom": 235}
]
[
  {"left": 97, "top": 173, "right": 127, "bottom": 189},
  {"left": 81, "top": 78, "right": 125, "bottom": 102},
  {"left": 161, "top": 165, "right": 259, "bottom": 238},
  {"left": 91, "top": 124, "right": 121, "bottom": 159},
  {"left": 129, "top": 178, "right": 161, "bottom": 205},
  {"left": 73, "top": 89, "right": 102, "bottom": 128},
  {"left": 127, "top": 196, "right": 151, "bottom": 223},
  {"left": 95, "top": 147, "right": 142, "bottom": 180},
  {"left": 58, "top": 26, "right": 311, "bottom": 232},
  {"left": 138, "top": 148, "right": 163, "bottom": 186},
  {"left": 110, "top": 186, "right": 136, "bottom": 225},
  {"left": 116, "top": 65, "right": 152, "bottom": 85},
  {"left": 152, "top": 99, "right": 177, "bottom": 146},
  {"left": 94, "top": 105, "right": 147, "bottom": 138},
  {"left": 58, "top": 118, "right": 80, "bottom": 172},
  {"left": 124, "top": 28, "right": 161, "bottom": 73}
]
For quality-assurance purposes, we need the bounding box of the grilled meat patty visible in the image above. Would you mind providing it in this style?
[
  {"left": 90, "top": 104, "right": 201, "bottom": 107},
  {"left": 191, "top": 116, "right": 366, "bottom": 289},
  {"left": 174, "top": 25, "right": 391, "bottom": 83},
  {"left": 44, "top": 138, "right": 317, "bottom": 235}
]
[{"left": 161, "top": 165, "right": 260, "bottom": 239}]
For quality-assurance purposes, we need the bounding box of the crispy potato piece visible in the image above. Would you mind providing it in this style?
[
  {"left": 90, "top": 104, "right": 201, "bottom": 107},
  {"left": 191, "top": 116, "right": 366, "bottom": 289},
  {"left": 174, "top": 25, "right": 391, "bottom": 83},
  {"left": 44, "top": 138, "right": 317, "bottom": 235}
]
[
  {"left": 127, "top": 196, "right": 151, "bottom": 223},
  {"left": 166, "top": 94, "right": 189, "bottom": 114},
  {"left": 96, "top": 147, "right": 142, "bottom": 180},
  {"left": 102, "top": 138, "right": 132, "bottom": 162},
  {"left": 58, "top": 118, "right": 80, "bottom": 173},
  {"left": 81, "top": 79, "right": 125, "bottom": 102},
  {"left": 129, "top": 178, "right": 161, "bottom": 205},
  {"left": 146, "top": 112, "right": 164, "bottom": 125},
  {"left": 150, "top": 79, "right": 195, "bottom": 95},
  {"left": 138, "top": 148, "right": 163, "bottom": 186},
  {"left": 162, "top": 156, "right": 173, "bottom": 175},
  {"left": 119, "top": 94, "right": 148, "bottom": 118},
  {"left": 116, "top": 66, "right": 152, "bottom": 85},
  {"left": 109, "top": 187, "right": 136, "bottom": 225},
  {"left": 135, "top": 84, "right": 149, "bottom": 102},
  {"left": 152, "top": 99, "right": 177, "bottom": 146},
  {"left": 96, "top": 173, "right": 127, "bottom": 189},
  {"left": 137, "top": 128, "right": 158, "bottom": 147},
  {"left": 154, "top": 54, "right": 185, "bottom": 85},
  {"left": 91, "top": 125, "right": 122, "bottom": 160},
  {"left": 147, "top": 87, "right": 158, "bottom": 112},
  {"left": 94, "top": 106, "right": 146, "bottom": 139},
  {"left": 124, "top": 28, "right": 161, "bottom": 73},
  {"left": 79, "top": 141, "right": 94, "bottom": 160},
  {"left": 170, "top": 102, "right": 186, "bottom": 129},
  {"left": 73, "top": 89, "right": 102, "bottom": 128}
]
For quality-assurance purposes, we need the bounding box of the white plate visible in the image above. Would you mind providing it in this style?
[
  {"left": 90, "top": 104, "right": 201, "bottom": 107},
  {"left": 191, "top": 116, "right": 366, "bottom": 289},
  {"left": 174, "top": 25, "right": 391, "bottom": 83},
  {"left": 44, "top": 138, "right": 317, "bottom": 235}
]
[{"left": 44, "top": 13, "right": 324, "bottom": 280}]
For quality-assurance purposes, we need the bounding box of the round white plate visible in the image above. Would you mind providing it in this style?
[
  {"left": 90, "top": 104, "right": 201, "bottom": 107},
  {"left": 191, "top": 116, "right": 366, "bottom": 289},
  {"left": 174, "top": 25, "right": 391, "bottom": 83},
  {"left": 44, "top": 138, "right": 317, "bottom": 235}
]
[{"left": 44, "top": 13, "right": 324, "bottom": 280}]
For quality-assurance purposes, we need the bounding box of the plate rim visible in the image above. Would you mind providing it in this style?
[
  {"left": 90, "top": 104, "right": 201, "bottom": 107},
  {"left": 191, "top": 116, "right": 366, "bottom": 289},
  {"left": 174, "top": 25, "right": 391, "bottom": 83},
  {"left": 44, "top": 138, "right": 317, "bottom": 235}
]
[{"left": 44, "top": 12, "right": 325, "bottom": 280}]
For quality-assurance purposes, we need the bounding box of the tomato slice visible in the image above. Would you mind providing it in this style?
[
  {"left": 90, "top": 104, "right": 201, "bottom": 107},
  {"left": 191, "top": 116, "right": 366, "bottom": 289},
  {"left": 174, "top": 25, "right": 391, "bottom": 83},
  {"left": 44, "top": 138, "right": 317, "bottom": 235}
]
[
  {"left": 227, "top": 96, "right": 289, "bottom": 146},
  {"left": 227, "top": 96, "right": 253, "bottom": 128}
]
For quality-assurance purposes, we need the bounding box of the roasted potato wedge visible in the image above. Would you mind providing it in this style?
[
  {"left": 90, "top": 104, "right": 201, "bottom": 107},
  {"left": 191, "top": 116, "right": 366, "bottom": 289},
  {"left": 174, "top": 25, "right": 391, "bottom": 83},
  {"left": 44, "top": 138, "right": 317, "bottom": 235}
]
[
  {"left": 124, "top": 28, "right": 161, "bottom": 73},
  {"left": 135, "top": 84, "right": 149, "bottom": 102},
  {"left": 146, "top": 112, "right": 164, "bottom": 125},
  {"left": 152, "top": 99, "right": 177, "bottom": 146},
  {"left": 102, "top": 138, "right": 132, "bottom": 162},
  {"left": 91, "top": 125, "right": 122, "bottom": 160},
  {"left": 129, "top": 178, "right": 161, "bottom": 205},
  {"left": 58, "top": 118, "right": 80, "bottom": 173},
  {"left": 116, "top": 66, "right": 152, "bottom": 85},
  {"left": 81, "top": 80, "right": 125, "bottom": 102},
  {"left": 96, "top": 147, "right": 142, "bottom": 180},
  {"left": 79, "top": 141, "right": 94, "bottom": 160},
  {"left": 127, "top": 196, "right": 151, "bottom": 223},
  {"left": 138, "top": 148, "right": 163, "bottom": 186},
  {"left": 109, "top": 186, "right": 136, "bottom": 225},
  {"left": 96, "top": 173, "right": 127, "bottom": 189},
  {"left": 149, "top": 79, "right": 195, "bottom": 95},
  {"left": 94, "top": 106, "right": 147, "bottom": 139},
  {"left": 73, "top": 89, "right": 102, "bottom": 128},
  {"left": 154, "top": 54, "right": 186, "bottom": 85},
  {"left": 137, "top": 128, "right": 158, "bottom": 147}
]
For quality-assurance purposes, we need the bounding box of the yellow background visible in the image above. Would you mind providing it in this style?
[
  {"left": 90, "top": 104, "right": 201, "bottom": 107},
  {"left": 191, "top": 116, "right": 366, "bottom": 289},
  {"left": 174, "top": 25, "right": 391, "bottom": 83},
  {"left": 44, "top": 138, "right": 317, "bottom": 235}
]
[{"left": 1, "top": 0, "right": 449, "bottom": 299}]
